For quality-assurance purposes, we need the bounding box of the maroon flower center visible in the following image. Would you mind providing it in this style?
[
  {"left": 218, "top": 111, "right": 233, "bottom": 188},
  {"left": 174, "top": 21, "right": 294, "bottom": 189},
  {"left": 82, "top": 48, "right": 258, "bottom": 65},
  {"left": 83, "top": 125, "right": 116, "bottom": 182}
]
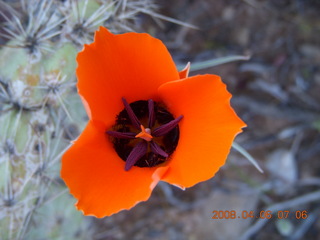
[{"left": 107, "top": 98, "right": 183, "bottom": 171}]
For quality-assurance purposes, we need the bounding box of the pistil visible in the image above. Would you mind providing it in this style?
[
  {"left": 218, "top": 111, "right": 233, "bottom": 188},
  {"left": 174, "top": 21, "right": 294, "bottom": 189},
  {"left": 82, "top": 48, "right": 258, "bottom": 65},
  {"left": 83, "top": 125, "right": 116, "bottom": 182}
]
[{"left": 135, "top": 125, "right": 153, "bottom": 141}]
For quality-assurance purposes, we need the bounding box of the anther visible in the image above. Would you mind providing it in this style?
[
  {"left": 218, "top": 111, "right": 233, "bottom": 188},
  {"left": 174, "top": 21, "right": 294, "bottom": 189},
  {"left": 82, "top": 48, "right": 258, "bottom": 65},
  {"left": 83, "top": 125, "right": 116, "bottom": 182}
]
[{"left": 107, "top": 99, "right": 180, "bottom": 169}]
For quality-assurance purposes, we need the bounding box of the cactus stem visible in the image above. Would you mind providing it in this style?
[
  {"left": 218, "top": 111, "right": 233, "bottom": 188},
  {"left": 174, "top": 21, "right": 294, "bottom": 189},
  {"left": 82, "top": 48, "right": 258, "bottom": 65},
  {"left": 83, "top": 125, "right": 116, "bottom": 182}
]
[
  {"left": 3, "top": 153, "right": 14, "bottom": 208},
  {"left": 3, "top": 140, "right": 15, "bottom": 156},
  {"left": 1, "top": 0, "right": 65, "bottom": 61},
  {"left": 70, "top": 0, "right": 116, "bottom": 45},
  {"left": 83, "top": 2, "right": 115, "bottom": 28},
  {"left": 17, "top": 206, "right": 33, "bottom": 240},
  {"left": 0, "top": 81, "right": 9, "bottom": 99},
  {"left": 47, "top": 141, "right": 71, "bottom": 169}
]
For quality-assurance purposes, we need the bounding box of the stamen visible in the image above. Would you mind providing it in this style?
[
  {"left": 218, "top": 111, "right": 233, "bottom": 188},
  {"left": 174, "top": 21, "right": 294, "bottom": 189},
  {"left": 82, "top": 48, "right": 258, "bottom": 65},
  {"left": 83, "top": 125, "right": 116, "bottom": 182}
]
[
  {"left": 109, "top": 99, "right": 181, "bottom": 169},
  {"left": 150, "top": 141, "right": 168, "bottom": 157},
  {"left": 152, "top": 115, "right": 183, "bottom": 137},
  {"left": 122, "top": 97, "right": 141, "bottom": 130},
  {"left": 125, "top": 141, "right": 148, "bottom": 171},
  {"left": 148, "top": 99, "right": 155, "bottom": 128},
  {"left": 106, "top": 131, "right": 136, "bottom": 139},
  {"left": 135, "top": 125, "right": 153, "bottom": 141}
]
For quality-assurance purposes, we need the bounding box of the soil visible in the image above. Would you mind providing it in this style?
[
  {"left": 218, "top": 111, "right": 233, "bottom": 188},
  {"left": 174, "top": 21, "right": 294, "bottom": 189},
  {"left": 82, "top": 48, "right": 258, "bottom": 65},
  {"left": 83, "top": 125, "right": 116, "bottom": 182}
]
[{"left": 92, "top": 1, "right": 320, "bottom": 239}]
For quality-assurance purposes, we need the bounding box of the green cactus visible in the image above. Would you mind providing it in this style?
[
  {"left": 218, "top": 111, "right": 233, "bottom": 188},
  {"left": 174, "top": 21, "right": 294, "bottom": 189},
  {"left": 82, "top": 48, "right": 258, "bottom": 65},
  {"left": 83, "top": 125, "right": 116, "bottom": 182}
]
[{"left": 0, "top": 0, "right": 162, "bottom": 239}]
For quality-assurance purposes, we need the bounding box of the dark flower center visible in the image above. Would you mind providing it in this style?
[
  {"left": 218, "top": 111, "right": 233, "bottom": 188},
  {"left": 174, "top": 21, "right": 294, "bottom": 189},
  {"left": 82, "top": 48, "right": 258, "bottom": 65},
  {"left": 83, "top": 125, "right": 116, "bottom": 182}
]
[{"left": 107, "top": 98, "right": 183, "bottom": 171}]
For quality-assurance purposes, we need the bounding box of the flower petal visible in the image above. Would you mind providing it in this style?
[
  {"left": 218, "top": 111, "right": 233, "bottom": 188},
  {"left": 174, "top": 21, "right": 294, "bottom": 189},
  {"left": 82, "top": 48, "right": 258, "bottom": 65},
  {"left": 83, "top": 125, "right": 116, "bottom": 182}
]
[
  {"left": 158, "top": 75, "right": 246, "bottom": 188},
  {"left": 76, "top": 27, "right": 179, "bottom": 127},
  {"left": 179, "top": 62, "right": 190, "bottom": 79},
  {"left": 61, "top": 121, "right": 168, "bottom": 217}
]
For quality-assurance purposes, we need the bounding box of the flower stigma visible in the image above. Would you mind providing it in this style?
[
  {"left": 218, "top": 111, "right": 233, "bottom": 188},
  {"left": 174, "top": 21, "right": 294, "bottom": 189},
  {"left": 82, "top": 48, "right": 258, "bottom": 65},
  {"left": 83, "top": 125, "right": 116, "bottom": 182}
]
[
  {"left": 135, "top": 125, "right": 153, "bottom": 141},
  {"left": 107, "top": 98, "right": 183, "bottom": 171}
]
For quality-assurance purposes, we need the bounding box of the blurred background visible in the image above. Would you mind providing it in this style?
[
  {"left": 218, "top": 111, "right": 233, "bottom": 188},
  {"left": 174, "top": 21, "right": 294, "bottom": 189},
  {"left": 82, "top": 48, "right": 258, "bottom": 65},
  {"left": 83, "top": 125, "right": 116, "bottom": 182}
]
[{"left": 0, "top": 0, "right": 319, "bottom": 239}]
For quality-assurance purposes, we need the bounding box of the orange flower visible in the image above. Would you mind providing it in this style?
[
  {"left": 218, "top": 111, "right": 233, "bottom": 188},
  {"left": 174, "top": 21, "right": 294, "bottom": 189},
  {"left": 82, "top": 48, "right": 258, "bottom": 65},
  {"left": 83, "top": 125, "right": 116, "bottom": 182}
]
[{"left": 61, "top": 27, "right": 246, "bottom": 217}]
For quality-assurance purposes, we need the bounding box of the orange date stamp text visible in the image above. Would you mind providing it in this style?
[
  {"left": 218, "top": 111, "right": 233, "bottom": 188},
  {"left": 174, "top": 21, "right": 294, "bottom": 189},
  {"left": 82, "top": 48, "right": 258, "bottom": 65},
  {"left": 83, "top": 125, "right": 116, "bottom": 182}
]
[{"left": 211, "top": 210, "right": 308, "bottom": 220}]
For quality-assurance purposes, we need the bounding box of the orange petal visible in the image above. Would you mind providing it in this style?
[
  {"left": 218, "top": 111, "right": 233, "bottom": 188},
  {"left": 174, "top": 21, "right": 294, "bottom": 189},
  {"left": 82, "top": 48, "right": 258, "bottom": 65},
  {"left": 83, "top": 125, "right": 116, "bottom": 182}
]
[
  {"left": 61, "top": 121, "right": 168, "bottom": 217},
  {"left": 76, "top": 27, "right": 179, "bottom": 127},
  {"left": 158, "top": 75, "right": 246, "bottom": 188},
  {"left": 179, "top": 62, "right": 190, "bottom": 79}
]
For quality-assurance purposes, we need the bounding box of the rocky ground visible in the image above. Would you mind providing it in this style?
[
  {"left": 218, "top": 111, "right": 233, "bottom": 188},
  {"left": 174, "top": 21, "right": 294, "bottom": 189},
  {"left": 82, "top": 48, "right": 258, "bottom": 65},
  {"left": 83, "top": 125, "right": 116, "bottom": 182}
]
[{"left": 92, "top": 1, "right": 320, "bottom": 239}]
